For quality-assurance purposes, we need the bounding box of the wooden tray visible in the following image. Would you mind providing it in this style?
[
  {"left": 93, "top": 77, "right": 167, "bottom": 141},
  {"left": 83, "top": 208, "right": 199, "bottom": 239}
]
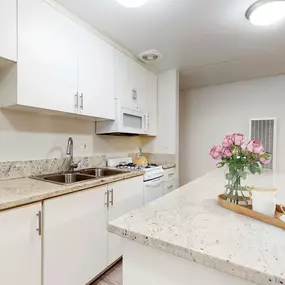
[{"left": 218, "top": 194, "right": 285, "bottom": 230}]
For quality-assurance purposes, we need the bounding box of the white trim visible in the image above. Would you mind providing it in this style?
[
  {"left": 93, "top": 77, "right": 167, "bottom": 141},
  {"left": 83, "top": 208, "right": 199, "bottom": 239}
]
[
  {"left": 44, "top": 0, "right": 157, "bottom": 73},
  {"left": 249, "top": 117, "right": 277, "bottom": 172}
]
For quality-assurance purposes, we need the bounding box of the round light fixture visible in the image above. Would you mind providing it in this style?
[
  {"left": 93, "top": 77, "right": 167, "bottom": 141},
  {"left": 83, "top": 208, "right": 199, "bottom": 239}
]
[
  {"left": 115, "top": 0, "right": 147, "bottom": 8},
  {"left": 246, "top": 0, "right": 285, "bottom": 26},
  {"left": 137, "top": 50, "right": 162, "bottom": 63}
]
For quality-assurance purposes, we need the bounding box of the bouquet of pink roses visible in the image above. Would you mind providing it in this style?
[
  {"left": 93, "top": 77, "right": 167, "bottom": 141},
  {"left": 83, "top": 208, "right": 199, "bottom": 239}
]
[{"left": 210, "top": 133, "right": 272, "bottom": 204}]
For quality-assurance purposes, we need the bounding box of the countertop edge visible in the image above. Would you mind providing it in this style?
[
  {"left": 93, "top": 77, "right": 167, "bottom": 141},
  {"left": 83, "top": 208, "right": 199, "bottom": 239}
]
[
  {"left": 107, "top": 223, "right": 284, "bottom": 285},
  {"left": 0, "top": 171, "right": 144, "bottom": 211}
]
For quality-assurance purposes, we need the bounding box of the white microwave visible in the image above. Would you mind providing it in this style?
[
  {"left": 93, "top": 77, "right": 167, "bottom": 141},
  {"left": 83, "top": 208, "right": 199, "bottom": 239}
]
[{"left": 96, "top": 101, "right": 149, "bottom": 135}]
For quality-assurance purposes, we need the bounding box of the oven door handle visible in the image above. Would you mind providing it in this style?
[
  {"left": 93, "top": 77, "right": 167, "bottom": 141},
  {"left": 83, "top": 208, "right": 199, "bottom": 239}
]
[{"left": 145, "top": 179, "right": 163, "bottom": 187}]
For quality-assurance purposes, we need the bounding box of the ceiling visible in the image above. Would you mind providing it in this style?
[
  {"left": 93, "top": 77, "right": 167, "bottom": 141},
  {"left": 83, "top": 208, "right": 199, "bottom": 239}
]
[{"left": 54, "top": 0, "right": 285, "bottom": 89}]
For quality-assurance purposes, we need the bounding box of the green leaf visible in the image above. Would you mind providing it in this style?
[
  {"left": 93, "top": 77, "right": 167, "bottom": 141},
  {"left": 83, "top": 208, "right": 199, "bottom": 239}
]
[
  {"left": 225, "top": 173, "right": 234, "bottom": 181},
  {"left": 239, "top": 171, "right": 247, "bottom": 180},
  {"left": 216, "top": 162, "right": 225, "bottom": 168},
  {"left": 262, "top": 152, "right": 272, "bottom": 159}
]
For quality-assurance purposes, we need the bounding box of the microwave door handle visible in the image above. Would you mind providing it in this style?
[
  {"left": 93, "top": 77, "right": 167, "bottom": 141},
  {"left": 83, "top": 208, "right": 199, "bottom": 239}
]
[{"left": 144, "top": 114, "right": 148, "bottom": 133}]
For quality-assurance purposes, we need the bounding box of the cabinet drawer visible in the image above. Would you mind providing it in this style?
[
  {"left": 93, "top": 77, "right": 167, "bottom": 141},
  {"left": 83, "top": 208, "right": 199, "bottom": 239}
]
[
  {"left": 163, "top": 167, "right": 176, "bottom": 180},
  {"left": 164, "top": 178, "right": 178, "bottom": 194}
]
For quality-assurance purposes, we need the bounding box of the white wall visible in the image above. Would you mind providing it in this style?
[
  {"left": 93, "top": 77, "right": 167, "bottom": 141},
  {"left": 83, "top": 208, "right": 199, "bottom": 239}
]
[
  {"left": 0, "top": 109, "right": 141, "bottom": 161},
  {"left": 180, "top": 75, "right": 285, "bottom": 185}
]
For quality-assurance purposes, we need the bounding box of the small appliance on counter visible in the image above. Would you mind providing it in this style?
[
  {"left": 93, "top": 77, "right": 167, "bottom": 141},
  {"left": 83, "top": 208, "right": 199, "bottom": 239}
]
[
  {"left": 132, "top": 148, "right": 148, "bottom": 167},
  {"left": 107, "top": 157, "right": 164, "bottom": 204}
]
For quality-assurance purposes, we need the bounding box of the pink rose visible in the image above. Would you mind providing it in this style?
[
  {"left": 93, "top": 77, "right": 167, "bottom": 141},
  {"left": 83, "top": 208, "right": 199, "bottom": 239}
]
[
  {"left": 260, "top": 157, "right": 271, "bottom": 165},
  {"left": 223, "top": 148, "right": 232, "bottom": 157},
  {"left": 222, "top": 135, "right": 233, "bottom": 148},
  {"left": 231, "top": 133, "right": 245, "bottom": 146},
  {"left": 246, "top": 140, "right": 264, "bottom": 154},
  {"left": 210, "top": 145, "right": 223, "bottom": 160}
]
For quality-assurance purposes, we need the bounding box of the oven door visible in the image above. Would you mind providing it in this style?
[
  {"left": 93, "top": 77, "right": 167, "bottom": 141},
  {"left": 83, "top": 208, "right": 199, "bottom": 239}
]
[
  {"left": 120, "top": 107, "right": 148, "bottom": 135},
  {"left": 143, "top": 177, "right": 164, "bottom": 205}
]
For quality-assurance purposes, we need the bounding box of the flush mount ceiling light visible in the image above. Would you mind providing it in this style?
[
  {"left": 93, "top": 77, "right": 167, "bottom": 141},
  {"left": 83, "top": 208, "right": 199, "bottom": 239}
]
[
  {"left": 137, "top": 50, "right": 162, "bottom": 63},
  {"left": 246, "top": 0, "right": 285, "bottom": 26},
  {"left": 115, "top": 0, "right": 147, "bottom": 8}
]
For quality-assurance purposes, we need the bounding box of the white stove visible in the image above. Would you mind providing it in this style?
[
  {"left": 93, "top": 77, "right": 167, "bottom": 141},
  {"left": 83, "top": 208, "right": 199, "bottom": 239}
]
[
  {"left": 107, "top": 157, "right": 163, "bottom": 182},
  {"left": 107, "top": 157, "right": 164, "bottom": 204}
]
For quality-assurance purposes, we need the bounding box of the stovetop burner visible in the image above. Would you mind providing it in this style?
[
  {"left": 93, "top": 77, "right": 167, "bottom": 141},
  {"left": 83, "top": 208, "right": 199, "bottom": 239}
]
[{"left": 116, "top": 163, "right": 159, "bottom": 170}]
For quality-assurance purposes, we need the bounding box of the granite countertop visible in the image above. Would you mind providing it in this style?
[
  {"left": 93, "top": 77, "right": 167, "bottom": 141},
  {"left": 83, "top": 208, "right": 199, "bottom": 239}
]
[
  {"left": 162, "top": 164, "right": 176, "bottom": 170},
  {"left": 108, "top": 169, "right": 285, "bottom": 285},
  {"left": 0, "top": 170, "right": 144, "bottom": 211}
]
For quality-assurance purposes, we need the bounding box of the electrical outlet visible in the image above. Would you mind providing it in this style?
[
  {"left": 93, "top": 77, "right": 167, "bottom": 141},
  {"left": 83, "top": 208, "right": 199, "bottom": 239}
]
[{"left": 78, "top": 143, "right": 88, "bottom": 152}]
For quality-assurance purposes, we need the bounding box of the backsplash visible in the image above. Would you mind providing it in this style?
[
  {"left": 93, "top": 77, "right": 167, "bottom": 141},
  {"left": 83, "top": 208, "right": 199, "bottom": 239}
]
[
  {"left": 0, "top": 153, "right": 176, "bottom": 181},
  {"left": 129, "top": 153, "right": 176, "bottom": 166},
  {"left": 0, "top": 155, "right": 106, "bottom": 181}
]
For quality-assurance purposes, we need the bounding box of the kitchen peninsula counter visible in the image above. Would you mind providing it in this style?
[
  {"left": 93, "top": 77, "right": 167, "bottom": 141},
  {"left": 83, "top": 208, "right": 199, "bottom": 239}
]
[{"left": 108, "top": 170, "right": 285, "bottom": 285}]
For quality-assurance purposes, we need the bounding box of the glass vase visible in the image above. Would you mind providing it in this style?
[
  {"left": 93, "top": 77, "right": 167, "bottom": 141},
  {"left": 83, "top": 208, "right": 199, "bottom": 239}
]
[{"left": 224, "top": 167, "right": 250, "bottom": 205}]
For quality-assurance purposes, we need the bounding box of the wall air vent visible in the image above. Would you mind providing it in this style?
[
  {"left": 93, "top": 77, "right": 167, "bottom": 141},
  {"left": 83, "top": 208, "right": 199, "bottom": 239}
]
[{"left": 249, "top": 118, "right": 277, "bottom": 171}]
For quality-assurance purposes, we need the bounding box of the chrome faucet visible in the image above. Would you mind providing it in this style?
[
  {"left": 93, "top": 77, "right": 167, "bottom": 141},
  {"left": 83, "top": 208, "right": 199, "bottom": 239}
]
[{"left": 66, "top": 137, "right": 79, "bottom": 172}]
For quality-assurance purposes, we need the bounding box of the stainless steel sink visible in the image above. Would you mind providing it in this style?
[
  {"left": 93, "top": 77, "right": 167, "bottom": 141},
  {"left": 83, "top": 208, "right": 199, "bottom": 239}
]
[
  {"left": 33, "top": 173, "right": 96, "bottom": 185},
  {"left": 31, "top": 168, "right": 127, "bottom": 185},
  {"left": 77, "top": 168, "right": 126, "bottom": 177}
]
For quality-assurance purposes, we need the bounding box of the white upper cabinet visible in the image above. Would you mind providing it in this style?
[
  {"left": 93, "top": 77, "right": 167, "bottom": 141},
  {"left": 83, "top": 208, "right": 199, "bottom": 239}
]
[
  {"left": 115, "top": 50, "right": 147, "bottom": 111},
  {"left": 0, "top": 0, "right": 115, "bottom": 120},
  {"left": 77, "top": 27, "right": 115, "bottom": 120},
  {"left": 43, "top": 185, "right": 108, "bottom": 285},
  {"left": 0, "top": 203, "right": 42, "bottom": 285},
  {"left": 18, "top": 0, "right": 78, "bottom": 113},
  {"left": 0, "top": 0, "right": 17, "bottom": 62},
  {"left": 145, "top": 71, "right": 158, "bottom": 136}
]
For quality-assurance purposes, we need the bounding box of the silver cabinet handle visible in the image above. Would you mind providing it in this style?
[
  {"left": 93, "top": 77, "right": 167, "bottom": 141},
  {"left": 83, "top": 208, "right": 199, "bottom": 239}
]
[
  {"left": 105, "top": 191, "right": 109, "bottom": 208},
  {"left": 75, "top": 92, "right": 79, "bottom": 108},
  {"left": 110, "top": 188, "right": 114, "bottom": 206},
  {"left": 168, "top": 173, "right": 175, "bottom": 178},
  {"left": 36, "top": 211, "right": 42, "bottom": 236},
  {"left": 80, "top": 93, "right": 83, "bottom": 109},
  {"left": 167, "top": 185, "right": 174, "bottom": 190},
  {"left": 132, "top": 88, "right": 137, "bottom": 100}
]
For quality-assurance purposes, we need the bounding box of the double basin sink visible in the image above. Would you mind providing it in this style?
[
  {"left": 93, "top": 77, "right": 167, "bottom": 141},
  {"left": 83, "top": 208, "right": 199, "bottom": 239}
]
[{"left": 33, "top": 168, "right": 127, "bottom": 185}]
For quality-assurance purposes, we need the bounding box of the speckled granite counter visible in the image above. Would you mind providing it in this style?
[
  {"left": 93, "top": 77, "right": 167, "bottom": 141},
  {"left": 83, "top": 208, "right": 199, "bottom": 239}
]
[
  {"left": 109, "top": 170, "right": 285, "bottom": 285},
  {"left": 0, "top": 170, "right": 143, "bottom": 211}
]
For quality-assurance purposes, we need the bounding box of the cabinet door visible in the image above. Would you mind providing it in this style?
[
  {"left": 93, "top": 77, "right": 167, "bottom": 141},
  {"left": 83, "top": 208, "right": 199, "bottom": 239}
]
[
  {"left": 18, "top": 0, "right": 78, "bottom": 113},
  {"left": 115, "top": 51, "right": 142, "bottom": 110},
  {"left": 115, "top": 50, "right": 135, "bottom": 109},
  {"left": 145, "top": 71, "right": 158, "bottom": 135},
  {"left": 0, "top": 0, "right": 17, "bottom": 61},
  {"left": 108, "top": 176, "right": 144, "bottom": 265},
  {"left": 134, "top": 63, "right": 147, "bottom": 112},
  {"left": 78, "top": 28, "right": 115, "bottom": 119},
  {"left": 0, "top": 203, "right": 42, "bottom": 285},
  {"left": 44, "top": 186, "right": 108, "bottom": 285}
]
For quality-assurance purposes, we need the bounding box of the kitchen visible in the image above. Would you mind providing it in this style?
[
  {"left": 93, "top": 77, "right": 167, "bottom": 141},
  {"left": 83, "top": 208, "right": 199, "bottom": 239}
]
[{"left": 0, "top": 0, "right": 285, "bottom": 285}]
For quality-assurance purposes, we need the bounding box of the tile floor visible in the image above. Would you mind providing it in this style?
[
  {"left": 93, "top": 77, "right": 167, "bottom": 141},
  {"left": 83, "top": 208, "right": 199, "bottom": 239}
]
[{"left": 92, "top": 260, "right": 123, "bottom": 285}]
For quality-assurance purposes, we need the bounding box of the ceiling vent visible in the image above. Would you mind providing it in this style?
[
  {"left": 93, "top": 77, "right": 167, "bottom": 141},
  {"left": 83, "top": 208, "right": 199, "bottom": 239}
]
[{"left": 137, "top": 49, "right": 162, "bottom": 63}]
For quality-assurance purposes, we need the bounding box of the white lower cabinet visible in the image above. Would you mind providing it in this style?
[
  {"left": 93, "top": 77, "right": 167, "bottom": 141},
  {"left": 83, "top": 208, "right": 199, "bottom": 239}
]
[
  {"left": 43, "top": 176, "right": 144, "bottom": 284},
  {"left": 43, "top": 185, "right": 108, "bottom": 285},
  {"left": 107, "top": 176, "right": 144, "bottom": 265},
  {"left": 0, "top": 203, "right": 42, "bottom": 285},
  {"left": 163, "top": 167, "right": 178, "bottom": 195},
  {"left": 0, "top": 177, "right": 144, "bottom": 285}
]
